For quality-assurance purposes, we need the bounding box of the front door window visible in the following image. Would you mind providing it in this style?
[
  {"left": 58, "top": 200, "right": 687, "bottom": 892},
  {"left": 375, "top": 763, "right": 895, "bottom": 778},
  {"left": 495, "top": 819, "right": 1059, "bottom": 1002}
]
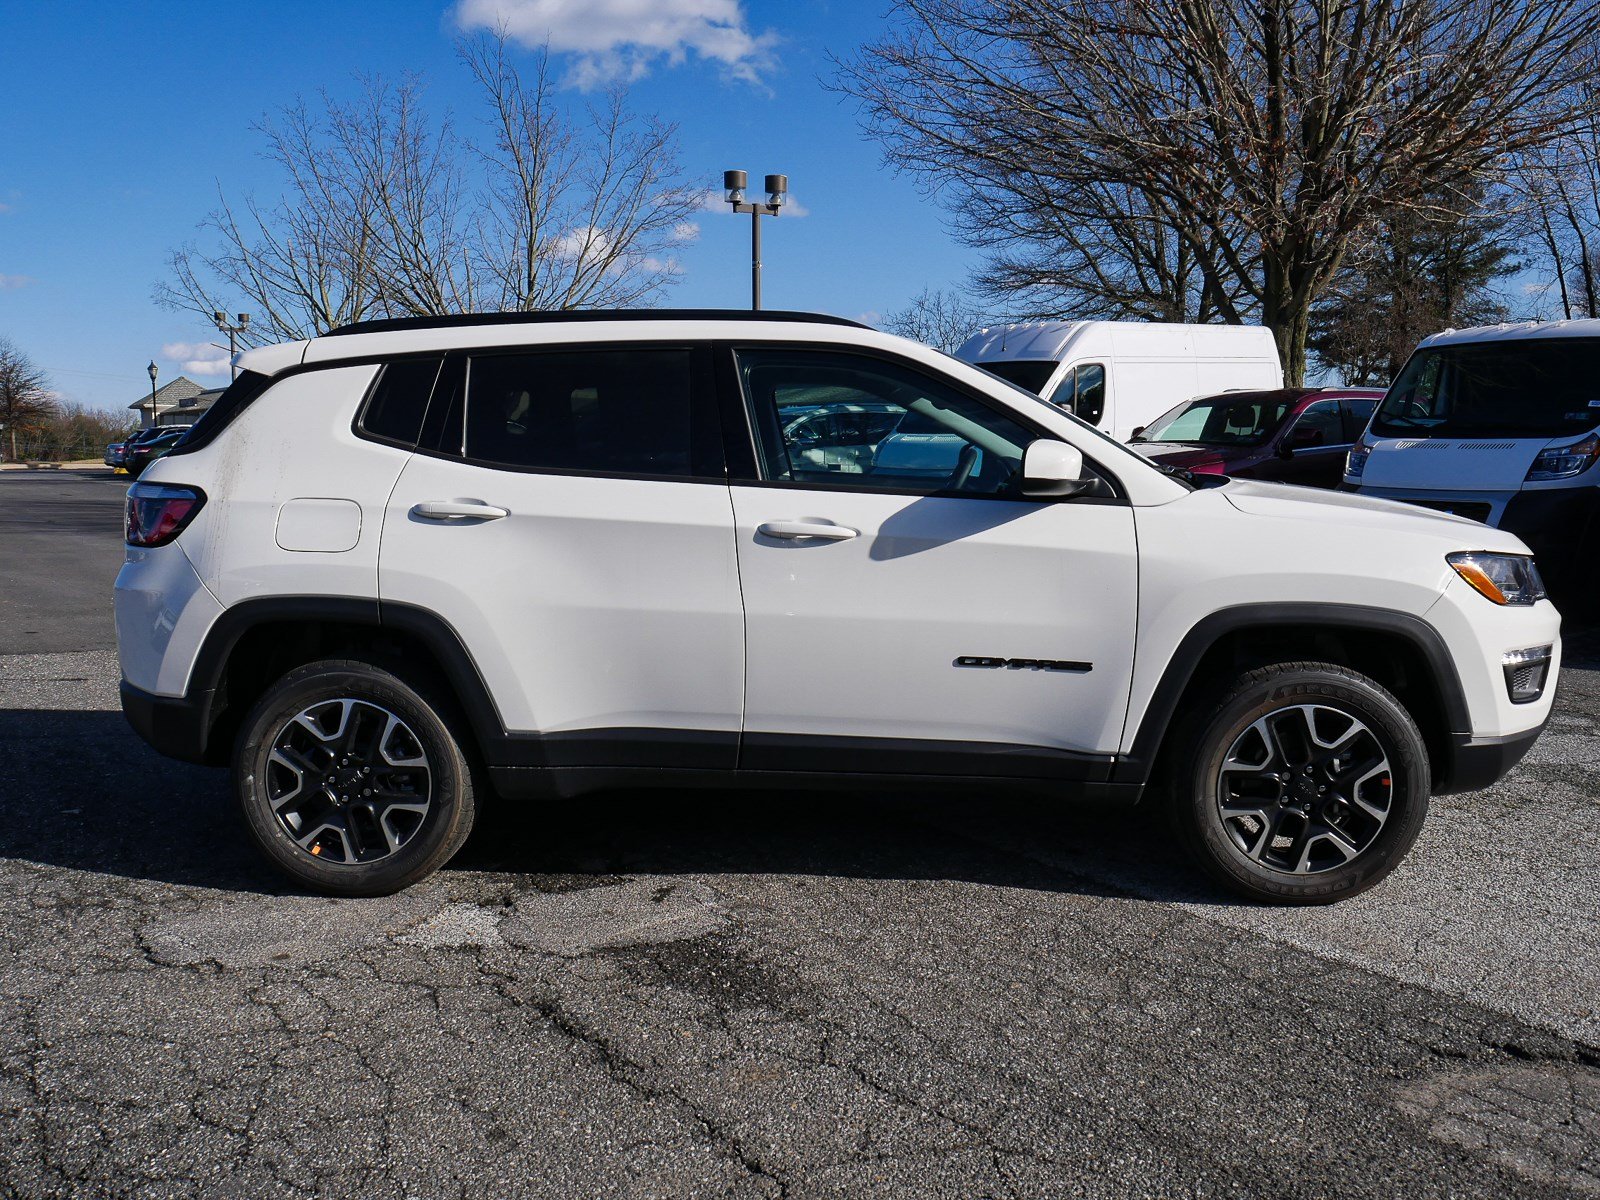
[{"left": 737, "top": 348, "right": 1037, "bottom": 497}]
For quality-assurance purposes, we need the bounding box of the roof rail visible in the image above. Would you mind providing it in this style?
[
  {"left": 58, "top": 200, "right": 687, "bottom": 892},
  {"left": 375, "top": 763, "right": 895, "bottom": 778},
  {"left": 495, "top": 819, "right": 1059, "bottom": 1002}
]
[{"left": 323, "top": 308, "right": 870, "bottom": 338}]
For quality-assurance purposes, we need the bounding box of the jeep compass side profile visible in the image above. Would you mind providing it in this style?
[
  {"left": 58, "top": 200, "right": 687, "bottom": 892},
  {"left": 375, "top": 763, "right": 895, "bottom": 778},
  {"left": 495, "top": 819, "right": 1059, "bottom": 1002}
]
[{"left": 116, "top": 311, "right": 1561, "bottom": 902}]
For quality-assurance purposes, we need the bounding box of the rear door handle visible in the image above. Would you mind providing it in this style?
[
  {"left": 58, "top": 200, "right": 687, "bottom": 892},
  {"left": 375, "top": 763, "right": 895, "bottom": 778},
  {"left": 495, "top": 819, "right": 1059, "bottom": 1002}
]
[
  {"left": 411, "top": 500, "right": 509, "bottom": 522},
  {"left": 756, "top": 520, "right": 858, "bottom": 542}
]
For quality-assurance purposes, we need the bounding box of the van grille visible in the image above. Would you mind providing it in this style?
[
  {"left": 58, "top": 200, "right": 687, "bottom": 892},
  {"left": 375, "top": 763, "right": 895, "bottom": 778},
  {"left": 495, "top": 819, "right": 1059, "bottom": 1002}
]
[
  {"left": 1410, "top": 499, "right": 1492, "bottom": 522},
  {"left": 1458, "top": 442, "right": 1517, "bottom": 450}
]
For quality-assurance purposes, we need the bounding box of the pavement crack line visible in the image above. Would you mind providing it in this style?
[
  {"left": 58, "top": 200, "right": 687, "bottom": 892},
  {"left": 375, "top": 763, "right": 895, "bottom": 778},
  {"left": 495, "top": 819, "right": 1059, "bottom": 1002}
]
[{"left": 472, "top": 953, "right": 790, "bottom": 1198}]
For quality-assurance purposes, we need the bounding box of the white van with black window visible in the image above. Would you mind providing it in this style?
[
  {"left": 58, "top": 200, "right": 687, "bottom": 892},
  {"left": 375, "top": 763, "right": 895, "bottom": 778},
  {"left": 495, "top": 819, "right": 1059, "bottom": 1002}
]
[
  {"left": 956, "top": 320, "right": 1283, "bottom": 441},
  {"left": 1345, "top": 321, "right": 1600, "bottom": 612}
]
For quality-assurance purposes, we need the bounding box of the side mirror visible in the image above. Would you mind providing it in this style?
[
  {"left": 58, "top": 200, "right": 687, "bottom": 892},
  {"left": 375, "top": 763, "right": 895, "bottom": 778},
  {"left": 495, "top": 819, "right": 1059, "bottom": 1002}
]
[
  {"left": 1021, "top": 439, "right": 1094, "bottom": 498},
  {"left": 1281, "top": 425, "right": 1324, "bottom": 457},
  {"left": 1130, "top": 426, "right": 1146, "bottom": 441}
]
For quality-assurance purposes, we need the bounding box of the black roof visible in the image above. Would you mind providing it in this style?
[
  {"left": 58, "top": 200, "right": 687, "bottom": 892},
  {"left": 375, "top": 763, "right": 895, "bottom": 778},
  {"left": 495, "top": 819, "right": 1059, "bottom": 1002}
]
[{"left": 324, "top": 309, "right": 868, "bottom": 338}]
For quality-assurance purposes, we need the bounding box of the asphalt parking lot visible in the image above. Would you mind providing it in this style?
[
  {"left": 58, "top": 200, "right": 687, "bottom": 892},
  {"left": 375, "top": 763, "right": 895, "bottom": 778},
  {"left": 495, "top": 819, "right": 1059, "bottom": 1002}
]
[{"left": 2, "top": 468, "right": 1597, "bottom": 1198}]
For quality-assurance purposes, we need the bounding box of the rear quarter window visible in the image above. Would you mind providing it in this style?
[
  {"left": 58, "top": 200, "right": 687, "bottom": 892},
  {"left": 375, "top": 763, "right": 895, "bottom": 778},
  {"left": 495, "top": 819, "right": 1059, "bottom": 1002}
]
[{"left": 358, "top": 357, "right": 444, "bottom": 447}]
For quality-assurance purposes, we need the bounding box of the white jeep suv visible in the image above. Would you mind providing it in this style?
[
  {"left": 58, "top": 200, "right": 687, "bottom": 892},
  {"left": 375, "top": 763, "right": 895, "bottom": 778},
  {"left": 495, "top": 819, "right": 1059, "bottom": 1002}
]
[{"left": 116, "top": 311, "right": 1561, "bottom": 902}]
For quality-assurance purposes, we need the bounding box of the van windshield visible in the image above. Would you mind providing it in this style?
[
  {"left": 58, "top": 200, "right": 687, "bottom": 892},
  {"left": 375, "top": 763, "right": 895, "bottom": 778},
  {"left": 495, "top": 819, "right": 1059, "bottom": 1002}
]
[
  {"left": 1373, "top": 338, "right": 1600, "bottom": 439},
  {"left": 977, "top": 359, "right": 1058, "bottom": 396}
]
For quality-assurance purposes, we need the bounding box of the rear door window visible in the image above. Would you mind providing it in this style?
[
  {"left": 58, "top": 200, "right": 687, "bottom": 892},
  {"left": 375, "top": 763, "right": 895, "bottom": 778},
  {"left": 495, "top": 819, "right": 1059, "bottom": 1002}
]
[{"left": 460, "top": 347, "right": 718, "bottom": 479}]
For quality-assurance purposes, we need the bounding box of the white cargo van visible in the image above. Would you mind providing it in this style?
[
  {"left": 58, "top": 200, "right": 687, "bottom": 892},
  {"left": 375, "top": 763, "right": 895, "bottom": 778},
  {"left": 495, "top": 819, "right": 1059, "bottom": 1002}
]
[
  {"left": 1345, "top": 320, "right": 1600, "bottom": 611},
  {"left": 955, "top": 321, "right": 1283, "bottom": 441}
]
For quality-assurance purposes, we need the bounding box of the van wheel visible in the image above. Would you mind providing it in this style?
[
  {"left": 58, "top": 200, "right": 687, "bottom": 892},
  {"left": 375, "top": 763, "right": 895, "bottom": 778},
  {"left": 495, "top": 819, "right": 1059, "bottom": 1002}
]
[
  {"left": 1169, "top": 662, "right": 1429, "bottom": 904},
  {"left": 234, "top": 659, "right": 477, "bottom": 896}
]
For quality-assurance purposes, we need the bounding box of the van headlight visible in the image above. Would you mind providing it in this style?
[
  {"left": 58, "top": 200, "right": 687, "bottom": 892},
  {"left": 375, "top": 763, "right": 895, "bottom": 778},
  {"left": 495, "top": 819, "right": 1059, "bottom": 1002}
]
[
  {"left": 1525, "top": 432, "right": 1600, "bottom": 480},
  {"left": 1446, "top": 552, "right": 1547, "bottom": 606}
]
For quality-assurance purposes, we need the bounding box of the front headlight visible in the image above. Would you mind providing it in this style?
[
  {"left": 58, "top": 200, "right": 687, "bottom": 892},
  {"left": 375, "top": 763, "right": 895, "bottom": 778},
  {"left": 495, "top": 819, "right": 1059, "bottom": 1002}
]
[
  {"left": 1525, "top": 432, "right": 1600, "bottom": 481},
  {"left": 1446, "top": 552, "right": 1547, "bottom": 606}
]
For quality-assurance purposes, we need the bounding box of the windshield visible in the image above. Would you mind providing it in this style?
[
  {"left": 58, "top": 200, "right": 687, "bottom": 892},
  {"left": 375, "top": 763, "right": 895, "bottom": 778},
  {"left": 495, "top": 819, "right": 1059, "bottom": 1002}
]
[
  {"left": 1137, "top": 393, "right": 1298, "bottom": 446},
  {"left": 1374, "top": 338, "right": 1600, "bottom": 439},
  {"left": 977, "top": 359, "right": 1058, "bottom": 396}
]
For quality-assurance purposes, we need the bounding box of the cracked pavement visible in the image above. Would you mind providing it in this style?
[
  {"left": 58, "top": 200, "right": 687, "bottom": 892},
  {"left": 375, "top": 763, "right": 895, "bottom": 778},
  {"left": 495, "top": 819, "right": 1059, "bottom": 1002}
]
[{"left": 2, "top": 469, "right": 1598, "bottom": 1198}]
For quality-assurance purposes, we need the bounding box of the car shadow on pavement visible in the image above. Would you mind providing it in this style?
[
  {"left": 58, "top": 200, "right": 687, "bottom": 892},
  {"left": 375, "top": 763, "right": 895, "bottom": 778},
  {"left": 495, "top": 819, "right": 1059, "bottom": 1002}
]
[{"left": 0, "top": 707, "right": 1207, "bottom": 903}]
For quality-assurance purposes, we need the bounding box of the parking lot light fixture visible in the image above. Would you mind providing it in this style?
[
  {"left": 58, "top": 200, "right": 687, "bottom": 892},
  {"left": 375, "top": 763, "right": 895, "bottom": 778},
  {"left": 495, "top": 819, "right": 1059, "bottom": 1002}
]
[
  {"left": 147, "top": 360, "right": 158, "bottom": 427},
  {"left": 212, "top": 311, "right": 251, "bottom": 381},
  {"left": 724, "top": 168, "right": 788, "bottom": 311}
]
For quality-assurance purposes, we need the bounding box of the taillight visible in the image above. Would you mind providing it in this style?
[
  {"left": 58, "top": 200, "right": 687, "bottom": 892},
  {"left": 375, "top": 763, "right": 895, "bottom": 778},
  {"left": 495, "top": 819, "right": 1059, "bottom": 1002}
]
[{"left": 126, "top": 482, "right": 205, "bottom": 547}]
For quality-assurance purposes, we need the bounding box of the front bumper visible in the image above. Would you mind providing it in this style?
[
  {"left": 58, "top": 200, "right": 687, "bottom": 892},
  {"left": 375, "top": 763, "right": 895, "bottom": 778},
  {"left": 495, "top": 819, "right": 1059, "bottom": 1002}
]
[{"left": 1438, "top": 721, "right": 1547, "bottom": 795}]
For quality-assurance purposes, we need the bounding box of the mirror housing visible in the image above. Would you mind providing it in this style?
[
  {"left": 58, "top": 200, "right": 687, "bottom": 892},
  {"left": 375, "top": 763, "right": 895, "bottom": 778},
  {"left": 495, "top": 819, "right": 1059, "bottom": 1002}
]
[
  {"left": 1280, "top": 425, "right": 1324, "bottom": 457},
  {"left": 1129, "top": 425, "right": 1146, "bottom": 441},
  {"left": 1021, "top": 439, "right": 1094, "bottom": 498}
]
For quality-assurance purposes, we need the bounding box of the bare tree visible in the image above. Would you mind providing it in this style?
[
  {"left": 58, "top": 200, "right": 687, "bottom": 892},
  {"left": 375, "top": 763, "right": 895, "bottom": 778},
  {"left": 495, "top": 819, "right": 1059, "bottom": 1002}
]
[
  {"left": 840, "top": 0, "right": 1600, "bottom": 383},
  {"left": 160, "top": 33, "right": 702, "bottom": 342},
  {"left": 0, "top": 338, "right": 56, "bottom": 463},
  {"left": 1511, "top": 57, "right": 1600, "bottom": 321},
  {"left": 883, "top": 288, "right": 992, "bottom": 351}
]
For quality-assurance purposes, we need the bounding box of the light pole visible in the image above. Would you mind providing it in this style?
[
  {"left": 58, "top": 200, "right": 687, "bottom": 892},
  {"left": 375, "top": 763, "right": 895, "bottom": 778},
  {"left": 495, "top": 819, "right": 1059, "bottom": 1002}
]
[
  {"left": 212, "top": 311, "right": 250, "bottom": 380},
  {"left": 147, "top": 360, "right": 159, "bottom": 428},
  {"left": 723, "top": 170, "right": 787, "bottom": 310}
]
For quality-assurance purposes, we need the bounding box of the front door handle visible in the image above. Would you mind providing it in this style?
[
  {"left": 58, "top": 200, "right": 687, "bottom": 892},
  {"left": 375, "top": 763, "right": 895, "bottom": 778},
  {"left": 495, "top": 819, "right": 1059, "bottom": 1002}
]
[
  {"left": 411, "top": 499, "right": 509, "bottom": 522},
  {"left": 756, "top": 519, "right": 858, "bottom": 542}
]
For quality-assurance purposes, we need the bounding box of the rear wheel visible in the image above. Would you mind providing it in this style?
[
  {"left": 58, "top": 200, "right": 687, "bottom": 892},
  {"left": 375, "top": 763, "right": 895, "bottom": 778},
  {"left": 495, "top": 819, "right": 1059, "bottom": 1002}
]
[
  {"left": 1169, "top": 662, "right": 1430, "bottom": 904},
  {"left": 234, "top": 659, "right": 477, "bottom": 896}
]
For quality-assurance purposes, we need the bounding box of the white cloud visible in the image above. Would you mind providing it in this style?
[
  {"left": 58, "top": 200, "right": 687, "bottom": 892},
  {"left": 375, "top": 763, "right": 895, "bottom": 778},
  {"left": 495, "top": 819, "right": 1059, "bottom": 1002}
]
[
  {"left": 672, "top": 220, "right": 701, "bottom": 243},
  {"left": 161, "top": 341, "right": 231, "bottom": 378},
  {"left": 851, "top": 311, "right": 882, "bottom": 328},
  {"left": 455, "top": 0, "right": 777, "bottom": 88},
  {"left": 0, "top": 272, "right": 32, "bottom": 289}
]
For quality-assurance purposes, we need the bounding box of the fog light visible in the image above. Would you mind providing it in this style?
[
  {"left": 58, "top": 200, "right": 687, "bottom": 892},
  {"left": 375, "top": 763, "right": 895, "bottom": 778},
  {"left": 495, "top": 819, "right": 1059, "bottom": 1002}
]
[{"left": 1502, "top": 645, "right": 1553, "bottom": 704}]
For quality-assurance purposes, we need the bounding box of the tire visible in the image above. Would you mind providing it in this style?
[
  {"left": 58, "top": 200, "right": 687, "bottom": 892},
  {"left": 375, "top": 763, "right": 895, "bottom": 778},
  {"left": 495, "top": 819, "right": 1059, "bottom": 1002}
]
[
  {"left": 1168, "top": 661, "right": 1430, "bottom": 904},
  {"left": 233, "top": 658, "right": 478, "bottom": 896}
]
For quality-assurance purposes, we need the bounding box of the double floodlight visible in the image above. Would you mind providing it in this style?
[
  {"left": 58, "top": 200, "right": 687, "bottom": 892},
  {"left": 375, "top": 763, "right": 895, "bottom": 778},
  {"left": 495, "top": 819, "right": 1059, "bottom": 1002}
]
[{"left": 724, "top": 170, "right": 788, "bottom": 211}]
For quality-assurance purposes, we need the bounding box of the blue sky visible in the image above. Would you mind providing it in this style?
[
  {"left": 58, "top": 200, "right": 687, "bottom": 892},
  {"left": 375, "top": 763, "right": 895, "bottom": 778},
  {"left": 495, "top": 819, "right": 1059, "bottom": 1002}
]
[{"left": 0, "top": 0, "right": 977, "bottom": 413}]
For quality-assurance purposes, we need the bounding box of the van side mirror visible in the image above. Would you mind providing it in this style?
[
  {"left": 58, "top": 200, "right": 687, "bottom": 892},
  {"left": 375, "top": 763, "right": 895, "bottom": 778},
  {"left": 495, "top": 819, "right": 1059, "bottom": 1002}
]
[
  {"left": 1021, "top": 440, "right": 1094, "bottom": 498},
  {"left": 1130, "top": 426, "right": 1146, "bottom": 441}
]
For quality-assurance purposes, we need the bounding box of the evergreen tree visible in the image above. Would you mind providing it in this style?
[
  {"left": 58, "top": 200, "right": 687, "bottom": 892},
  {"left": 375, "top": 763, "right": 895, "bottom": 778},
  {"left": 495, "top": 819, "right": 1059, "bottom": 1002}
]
[{"left": 1310, "top": 191, "right": 1519, "bottom": 386}]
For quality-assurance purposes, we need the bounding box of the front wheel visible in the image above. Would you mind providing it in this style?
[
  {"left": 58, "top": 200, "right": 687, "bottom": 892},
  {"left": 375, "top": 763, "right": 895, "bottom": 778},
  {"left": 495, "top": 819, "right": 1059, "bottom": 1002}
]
[
  {"left": 1170, "top": 662, "right": 1430, "bottom": 904},
  {"left": 234, "top": 659, "right": 478, "bottom": 896}
]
